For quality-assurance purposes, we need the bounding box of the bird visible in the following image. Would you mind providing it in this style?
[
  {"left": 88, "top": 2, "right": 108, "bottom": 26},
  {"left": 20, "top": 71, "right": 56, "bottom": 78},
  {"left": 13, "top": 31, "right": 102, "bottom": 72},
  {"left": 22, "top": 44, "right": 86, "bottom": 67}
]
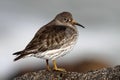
[{"left": 13, "top": 12, "right": 85, "bottom": 71}]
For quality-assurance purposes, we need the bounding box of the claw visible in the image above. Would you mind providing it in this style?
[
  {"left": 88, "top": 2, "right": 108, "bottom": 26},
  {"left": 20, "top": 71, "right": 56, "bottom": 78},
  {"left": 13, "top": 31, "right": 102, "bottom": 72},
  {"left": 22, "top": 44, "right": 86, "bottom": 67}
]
[{"left": 53, "top": 60, "right": 66, "bottom": 72}]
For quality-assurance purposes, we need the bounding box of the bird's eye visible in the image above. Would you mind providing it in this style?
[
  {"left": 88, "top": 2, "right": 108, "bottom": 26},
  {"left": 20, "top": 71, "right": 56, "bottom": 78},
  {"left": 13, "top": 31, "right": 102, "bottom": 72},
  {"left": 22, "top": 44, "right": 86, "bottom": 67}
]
[{"left": 64, "top": 18, "right": 69, "bottom": 22}]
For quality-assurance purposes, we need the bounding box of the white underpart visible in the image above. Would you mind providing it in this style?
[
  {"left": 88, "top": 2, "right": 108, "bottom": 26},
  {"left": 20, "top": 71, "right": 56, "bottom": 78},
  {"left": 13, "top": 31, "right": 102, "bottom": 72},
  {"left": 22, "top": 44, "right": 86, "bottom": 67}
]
[
  {"left": 34, "top": 45, "right": 74, "bottom": 60},
  {"left": 33, "top": 37, "right": 77, "bottom": 60}
]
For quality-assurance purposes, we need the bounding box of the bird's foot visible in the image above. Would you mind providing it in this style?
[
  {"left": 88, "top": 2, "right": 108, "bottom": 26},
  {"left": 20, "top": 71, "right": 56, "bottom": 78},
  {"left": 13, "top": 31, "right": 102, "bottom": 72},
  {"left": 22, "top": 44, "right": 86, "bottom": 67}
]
[
  {"left": 52, "top": 60, "right": 66, "bottom": 72},
  {"left": 53, "top": 67, "right": 66, "bottom": 72}
]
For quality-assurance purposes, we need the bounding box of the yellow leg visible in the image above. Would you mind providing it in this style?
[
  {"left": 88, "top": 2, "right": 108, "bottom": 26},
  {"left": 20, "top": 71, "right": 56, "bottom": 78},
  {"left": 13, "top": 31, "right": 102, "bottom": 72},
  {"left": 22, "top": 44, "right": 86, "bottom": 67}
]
[
  {"left": 46, "top": 59, "right": 51, "bottom": 71},
  {"left": 53, "top": 60, "right": 66, "bottom": 72}
]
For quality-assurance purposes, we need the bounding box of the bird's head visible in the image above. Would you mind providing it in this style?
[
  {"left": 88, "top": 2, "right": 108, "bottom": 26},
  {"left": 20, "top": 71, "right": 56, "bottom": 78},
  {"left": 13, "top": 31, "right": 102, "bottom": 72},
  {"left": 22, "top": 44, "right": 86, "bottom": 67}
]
[{"left": 55, "top": 12, "right": 85, "bottom": 28}]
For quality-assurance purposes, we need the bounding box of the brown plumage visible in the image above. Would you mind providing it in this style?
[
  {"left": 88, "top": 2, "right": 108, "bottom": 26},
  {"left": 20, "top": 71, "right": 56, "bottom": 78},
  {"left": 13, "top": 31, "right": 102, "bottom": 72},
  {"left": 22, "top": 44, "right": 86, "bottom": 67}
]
[{"left": 13, "top": 12, "right": 85, "bottom": 71}]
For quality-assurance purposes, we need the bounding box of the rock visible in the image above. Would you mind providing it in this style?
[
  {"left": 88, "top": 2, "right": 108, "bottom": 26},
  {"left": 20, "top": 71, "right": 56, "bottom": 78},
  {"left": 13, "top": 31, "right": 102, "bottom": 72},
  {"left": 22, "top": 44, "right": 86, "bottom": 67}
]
[{"left": 13, "top": 65, "right": 120, "bottom": 80}]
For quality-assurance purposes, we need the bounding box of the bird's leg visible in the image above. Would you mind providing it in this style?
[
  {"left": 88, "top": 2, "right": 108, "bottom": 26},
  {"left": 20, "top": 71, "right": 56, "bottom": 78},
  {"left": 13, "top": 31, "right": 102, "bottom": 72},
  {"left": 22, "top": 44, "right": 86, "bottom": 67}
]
[
  {"left": 46, "top": 59, "right": 51, "bottom": 71},
  {"left": 53, "top": 60, "right": 66, "bottom": 72}
]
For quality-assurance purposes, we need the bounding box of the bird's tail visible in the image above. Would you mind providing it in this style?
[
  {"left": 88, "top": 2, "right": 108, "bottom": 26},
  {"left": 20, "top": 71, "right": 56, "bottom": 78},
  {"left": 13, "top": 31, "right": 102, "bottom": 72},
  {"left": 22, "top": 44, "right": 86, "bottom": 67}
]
[
  {"left": 13, "top": 51, "right": 23, "bottom": 55},
  {"left": 13, "top": 51, "right": 26, "bottom": 61}
]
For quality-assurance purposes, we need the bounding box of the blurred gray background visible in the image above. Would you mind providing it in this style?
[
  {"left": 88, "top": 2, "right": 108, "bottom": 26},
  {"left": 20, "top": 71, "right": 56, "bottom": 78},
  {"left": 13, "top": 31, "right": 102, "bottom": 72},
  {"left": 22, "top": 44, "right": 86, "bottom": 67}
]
[{"left": 0, "top": 0, "right": 120, "bottom": 79}]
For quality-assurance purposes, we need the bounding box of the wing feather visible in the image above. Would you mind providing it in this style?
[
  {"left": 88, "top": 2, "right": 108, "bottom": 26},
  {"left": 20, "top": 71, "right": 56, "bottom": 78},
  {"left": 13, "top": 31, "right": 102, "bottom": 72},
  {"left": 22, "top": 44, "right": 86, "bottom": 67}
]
[
  {"left": 22, "top": 24, "right": 76, "bottom": 56},
  {"left": 25, "top": 25, "right": 67, "bottom": 52}
]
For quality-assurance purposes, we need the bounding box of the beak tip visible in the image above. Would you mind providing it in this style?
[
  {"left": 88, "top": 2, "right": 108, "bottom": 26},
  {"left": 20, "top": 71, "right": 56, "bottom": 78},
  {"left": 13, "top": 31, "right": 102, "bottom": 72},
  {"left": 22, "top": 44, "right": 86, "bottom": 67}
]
[
  {"left": 76, "top": 23, "right": 85, "bottom": 28},
  {"left": 72, "top": 20, "right": 85, "bottom": 28},
  {"left": 82, "top": 26, "right": 85, "bottom": 28}
]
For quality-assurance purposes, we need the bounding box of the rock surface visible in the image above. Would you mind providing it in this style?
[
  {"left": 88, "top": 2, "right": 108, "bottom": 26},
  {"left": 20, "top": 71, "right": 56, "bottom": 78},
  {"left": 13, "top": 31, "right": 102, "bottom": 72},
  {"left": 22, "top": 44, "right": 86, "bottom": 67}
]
[{"left": 13, "top": 65, "right": 120, "bottom": 80}]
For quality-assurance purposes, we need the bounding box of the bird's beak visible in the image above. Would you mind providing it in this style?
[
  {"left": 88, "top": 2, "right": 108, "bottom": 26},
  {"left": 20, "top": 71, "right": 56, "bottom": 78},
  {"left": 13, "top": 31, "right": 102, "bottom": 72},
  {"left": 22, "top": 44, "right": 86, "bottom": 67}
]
[{"left": 72, "top": 19, "right": 85, "bottom": 28}]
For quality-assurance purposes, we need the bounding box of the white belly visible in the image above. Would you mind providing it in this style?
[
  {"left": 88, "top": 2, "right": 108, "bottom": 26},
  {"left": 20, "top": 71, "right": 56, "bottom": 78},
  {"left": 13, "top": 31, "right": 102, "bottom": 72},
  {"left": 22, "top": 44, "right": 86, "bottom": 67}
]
[
  {"left": 33, "top": 39, "right": 76, "bottom": 60},
  {"left": 33, "top": 45, "right": 73, "bottom": 60}
]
